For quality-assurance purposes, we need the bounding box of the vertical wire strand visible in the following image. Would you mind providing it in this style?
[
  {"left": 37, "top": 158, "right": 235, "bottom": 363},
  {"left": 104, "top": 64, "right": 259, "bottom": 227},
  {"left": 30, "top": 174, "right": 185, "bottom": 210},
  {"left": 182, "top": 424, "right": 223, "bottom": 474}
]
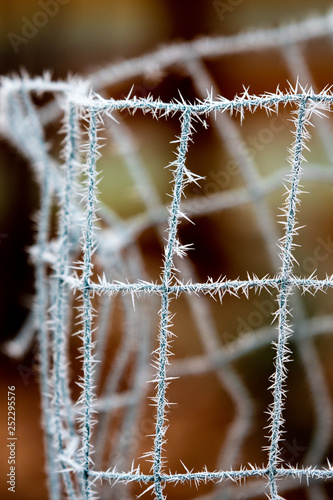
[
  {"left": 50, "top": 99, "right": 81, "bottom": 498},
  {"left": 268, "top": 97, "right": 308, "bottom": 499},
  {"left": 79, "top": 107, "right": 99, "bottom": 499},
  {"left": 281, "top": 43, "right": 333, "bottom": 474},
  {"left": 152, "top": 108, "right": 193, "bottom": 500},
  {"left": 18, "top": 88, "right": 61, "bottom": 500}
]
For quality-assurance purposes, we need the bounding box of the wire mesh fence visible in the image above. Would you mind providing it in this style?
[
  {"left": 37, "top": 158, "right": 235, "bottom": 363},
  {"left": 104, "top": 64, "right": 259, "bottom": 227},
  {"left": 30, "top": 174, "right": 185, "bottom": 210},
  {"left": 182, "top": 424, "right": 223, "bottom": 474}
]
[{"left": 2, "top": 10, "right": 333, "bottom": 500}]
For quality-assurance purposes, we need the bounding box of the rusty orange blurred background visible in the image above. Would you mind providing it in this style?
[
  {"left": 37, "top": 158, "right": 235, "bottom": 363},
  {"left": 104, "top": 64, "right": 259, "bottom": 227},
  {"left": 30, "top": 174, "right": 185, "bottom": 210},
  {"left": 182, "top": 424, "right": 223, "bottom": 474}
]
[{"left": 2, "top": 1, "right": 333, "bottom": 499}]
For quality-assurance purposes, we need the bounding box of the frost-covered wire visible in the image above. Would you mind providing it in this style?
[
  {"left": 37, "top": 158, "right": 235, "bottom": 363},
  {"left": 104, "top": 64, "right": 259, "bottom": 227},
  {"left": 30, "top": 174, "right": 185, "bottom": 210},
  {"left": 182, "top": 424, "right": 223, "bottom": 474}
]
[{"left": 2, "top": 74, "right": 333, "bottom": 500}]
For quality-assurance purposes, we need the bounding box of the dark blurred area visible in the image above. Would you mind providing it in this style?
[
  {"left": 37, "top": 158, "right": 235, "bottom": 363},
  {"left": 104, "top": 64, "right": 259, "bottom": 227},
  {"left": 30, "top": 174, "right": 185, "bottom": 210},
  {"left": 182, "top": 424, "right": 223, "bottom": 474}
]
[{"left": 2, "top": 1, "right": 333, "bottom": 499}]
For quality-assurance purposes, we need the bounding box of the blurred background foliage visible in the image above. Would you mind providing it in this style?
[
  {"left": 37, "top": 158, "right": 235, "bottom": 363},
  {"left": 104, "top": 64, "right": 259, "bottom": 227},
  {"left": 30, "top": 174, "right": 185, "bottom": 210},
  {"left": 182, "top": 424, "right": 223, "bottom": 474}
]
[{"left": 2, "top": 1, "right": 333, "bottom": 499}]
